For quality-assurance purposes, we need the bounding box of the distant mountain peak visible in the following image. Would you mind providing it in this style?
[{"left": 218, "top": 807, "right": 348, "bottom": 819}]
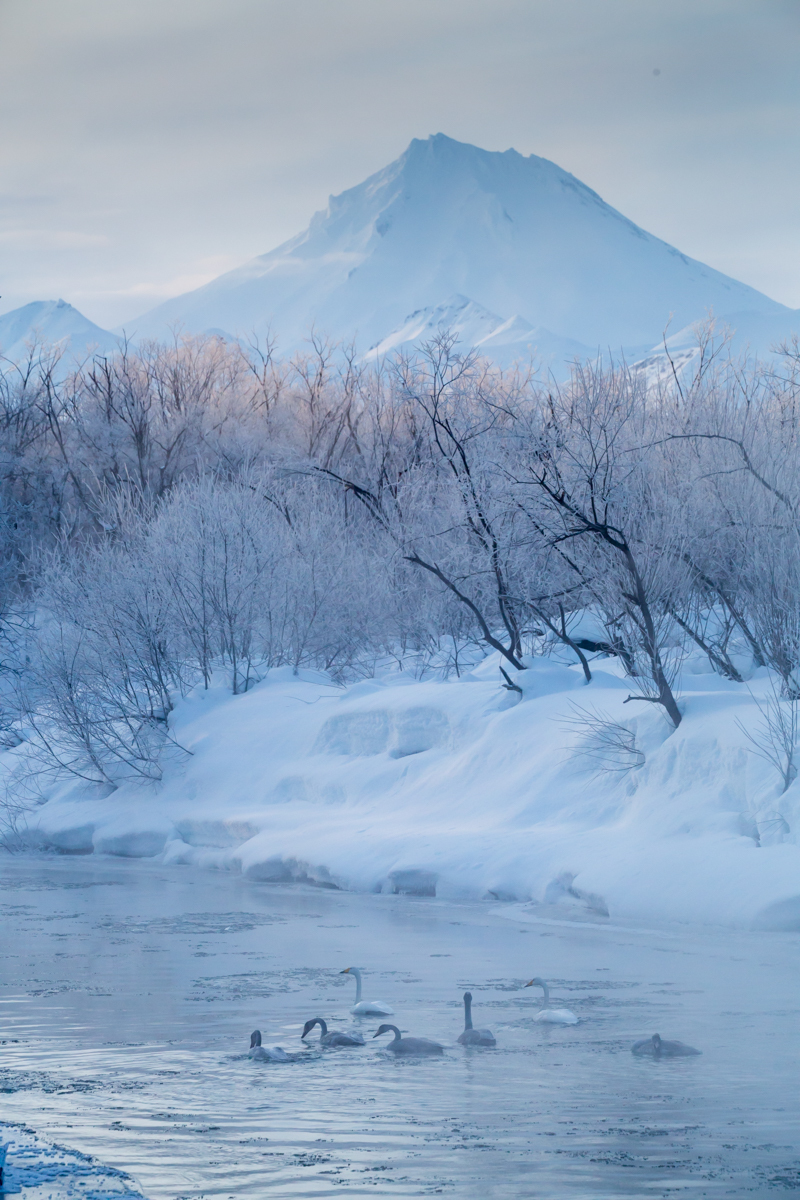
[
  {"left": 125, "top": 134, "right": 789, "bottom": 356},
  {"left": 0, "top": 299, "right": 118, "bottom": 366}
]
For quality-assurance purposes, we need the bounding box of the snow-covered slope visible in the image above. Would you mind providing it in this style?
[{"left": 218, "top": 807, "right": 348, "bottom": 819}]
[
  {"left": 665, "top": 307, "right": 800, "bottom": 362},
  {"left": 14, "top": 654, "right": 800, "bottom": 931},
  {"left": 126, "top": 134, "right": 788, "bottom": 355},
  {"left": 631, "top": 306, "right": 800, "bottom": 387},
  {"left": 0, "top": 299, "right": 119, "bottom": 365},
  {"left": 364, "top": 293, "right": 594, "bottom": 369}
]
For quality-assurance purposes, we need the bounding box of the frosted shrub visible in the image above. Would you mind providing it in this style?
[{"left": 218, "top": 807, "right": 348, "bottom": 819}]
[
  {"left": 5, "top": 328, "right": 800, "bottom": 786},
  {"left": 20, "top": 537, "right": 183, "bottom": 786}
]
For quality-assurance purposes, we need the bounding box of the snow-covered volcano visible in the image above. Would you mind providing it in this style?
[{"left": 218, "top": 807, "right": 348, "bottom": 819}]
[{"left": 126, "top": 134, "right": 788, "bottom": 355}]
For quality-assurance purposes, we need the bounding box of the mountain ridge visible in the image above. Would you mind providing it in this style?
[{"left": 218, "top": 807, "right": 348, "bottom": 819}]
[
  {"left": 0, "top": 299, "right": 120, "bottom": 365},
  {"left": 3, "top": 136, "right": 798, "bottom": 369},
  {"left": 122, "top": 133, "right": 788, "bottom": 354}
]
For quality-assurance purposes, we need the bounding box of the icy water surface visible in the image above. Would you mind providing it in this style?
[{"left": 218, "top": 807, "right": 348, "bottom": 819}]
[{"left": 1, "top": 856, "right": 799, "bottom": 1198}]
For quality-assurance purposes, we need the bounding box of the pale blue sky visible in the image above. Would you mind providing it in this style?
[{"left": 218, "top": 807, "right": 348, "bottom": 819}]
[{"left": 1, "top": 0, "right": 798, "bottom": 326}]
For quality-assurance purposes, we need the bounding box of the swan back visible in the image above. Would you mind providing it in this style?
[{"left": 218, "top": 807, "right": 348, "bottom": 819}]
[
  {"left": 632, "top": 1033, "right": 701, "bottom": 1057},
  {"left": 249, "top": 1030, "right": 291, "bottom": 1061},
  {"left": 533, "top": 1008, "right": 578, "bottom": 1026},
  {"left": 373, "top": 1024, "right": 444, "bottom": 1056}
]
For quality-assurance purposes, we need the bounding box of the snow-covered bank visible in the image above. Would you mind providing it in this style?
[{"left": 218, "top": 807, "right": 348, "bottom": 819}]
[{"left": 7, "top": 655, "right": 800, "bottom": 931}]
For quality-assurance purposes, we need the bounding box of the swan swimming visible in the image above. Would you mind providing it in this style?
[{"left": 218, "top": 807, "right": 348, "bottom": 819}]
[
  {"left": 301, "top": 1017, "right": 366, "bottom": 1048},
  {"left": 632, "top": 1033, "right": 701, "bottom": 1057},
  {"left": 373, "top": 1024, "right": 444, "bottom": 1056},
  {"left": 524, "top": 977, "right": 579, "bottom": 1025},
  {"left": 340, "top": 967, "right": 394, "bottom": 1015},
  {"left": 248, "top": 1030, "right": 291, "bottom": 1062},
  {"left": 457, "top": 992, "right": 496, "bottom": 1046}
]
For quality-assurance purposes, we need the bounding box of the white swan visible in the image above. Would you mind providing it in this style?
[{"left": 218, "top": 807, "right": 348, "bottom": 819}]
[
  {"left": 632, "top": 1033, "right": 701, "bottom": 1057},
  {"left": 340, "top": 967, "right": 394, "bottom": 1015},
  {"left": 457, "top": 991, "right": 496, "bottom": 1046},
  {"left": 248, "top": 1029, "right": 291, "bottom": 1062},
  {"left": 301, "top": 1017, "right": 365, "bottom": 1048},
  {"left": 524, "top": 977, "right": 578, "bottom": 1025},
  {"left": 373, "top": 1023, "right": 443, "bottom": 1056}
]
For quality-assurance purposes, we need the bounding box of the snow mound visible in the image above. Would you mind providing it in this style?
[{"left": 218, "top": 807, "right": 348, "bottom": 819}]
[
  {"left": 314, "top": 704, "right": 450, "bottom": 758},
  {"left": 9, "top": 656, "right": 800, "bottom": 930}
]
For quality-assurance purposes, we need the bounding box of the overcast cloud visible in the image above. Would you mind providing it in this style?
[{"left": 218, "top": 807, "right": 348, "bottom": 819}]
[{"left": 1, "top": 0, "right": 799, "bottom": 327}]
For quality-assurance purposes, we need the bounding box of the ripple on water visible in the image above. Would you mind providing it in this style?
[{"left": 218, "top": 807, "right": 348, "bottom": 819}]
[{"left": 1, "top": 855, "right": 799, "bottom": 1198}]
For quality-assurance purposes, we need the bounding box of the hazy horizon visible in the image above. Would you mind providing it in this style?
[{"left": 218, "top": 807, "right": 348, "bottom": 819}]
[{"left": 2, "top": 0, "right": 799, "bottom": 327}]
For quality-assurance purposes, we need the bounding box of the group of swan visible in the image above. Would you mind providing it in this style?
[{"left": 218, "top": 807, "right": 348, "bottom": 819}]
[
  {"left": 294, "top": 990, "right": 493, "bottom": 1058},
  {"left": 247, "top": 968, "right": 496, "bottom": 1060},
  {"left": 246, "top": 967, "right": 700, "bottom": 1061}
]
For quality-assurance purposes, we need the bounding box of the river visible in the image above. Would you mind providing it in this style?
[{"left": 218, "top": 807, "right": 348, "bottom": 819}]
[{"left": 1, "top": 854, "right": 799, "bottom": 1198}]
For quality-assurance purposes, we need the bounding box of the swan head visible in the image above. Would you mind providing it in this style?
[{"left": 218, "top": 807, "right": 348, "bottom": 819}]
[
  {"left": 250, "top": 1030, "right": 262, "bottom": 1048},
  {"left": 463, "top": 991, "right": 473, "bottom": 1003},
  {"left": 373, "top": 1024, "right": 393, "bottom": 1038},
  {"left": 652, "top": 1033, "right": 662, "bottom": 1049},
  {"left": 524, "top": 977, "right": 546, "bottom": 989},
  {"left": 301, "top": 1019, "right": 317, "bottom": 1039}
]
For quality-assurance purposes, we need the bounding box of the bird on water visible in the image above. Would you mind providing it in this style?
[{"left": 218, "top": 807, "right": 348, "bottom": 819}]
[
  {"left": 301, "top": 1017, "right": 366, "bottom": 1047},
  {"left": 632, "top": 1033, "right": 701, "bottom": 1057},
  {"left": 373, "top": 1024, "right": 444, "bottom": 1056},
  {"left": 248, "top": 1030, "right": 291, "bottom": 1061},
  {"left": 340, "top": 966, "right": 394, "bottom": 1015},
  {"left": 457, "top": 991, "right": 496, "bottom": 1046},
  {"left": 524, "top": 977, "right": 578, "bottom": 1024}
]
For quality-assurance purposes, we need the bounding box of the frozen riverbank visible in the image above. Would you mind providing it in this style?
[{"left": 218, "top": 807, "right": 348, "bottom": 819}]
[
  {"left": 9, "top": 655, "right": 800, "bottom": 930},
  {"left": 0, "top": 1122, "right": 143, "bottom": 1198},
  {"left": 1, "top": 855, "right": 800, "bottom": 1198}
]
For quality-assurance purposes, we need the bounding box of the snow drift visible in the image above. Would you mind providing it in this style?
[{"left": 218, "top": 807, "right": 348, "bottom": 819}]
[{"left": 11, "top": 653, "right": 800, "bottom": 933}]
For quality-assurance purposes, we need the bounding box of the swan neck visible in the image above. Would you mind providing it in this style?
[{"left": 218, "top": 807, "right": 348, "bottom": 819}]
[
  {"left": 540, "top": 982, "right": 550, "bottom": 1007},
  {"left": 351, "top": 968, "right": 362, "bottom": 1002},
  {"left": 464, "top": 996, "right": 473, "bottom": 1030}
]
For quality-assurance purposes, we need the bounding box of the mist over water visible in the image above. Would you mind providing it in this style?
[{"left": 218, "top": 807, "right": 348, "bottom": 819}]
[{"left": 1, "top": 856, "right": 799, "bottom": 1198}]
